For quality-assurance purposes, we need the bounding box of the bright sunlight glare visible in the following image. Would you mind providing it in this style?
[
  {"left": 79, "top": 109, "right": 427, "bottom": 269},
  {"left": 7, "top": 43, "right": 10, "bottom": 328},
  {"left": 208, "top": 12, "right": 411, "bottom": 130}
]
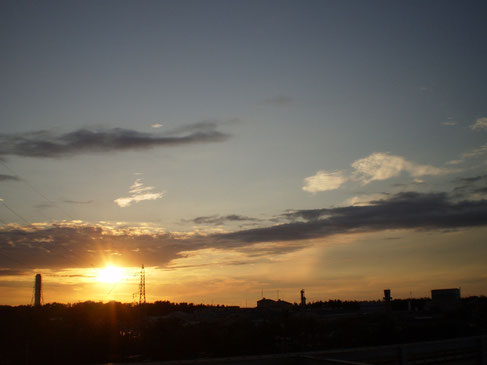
[{"left": 97, "top": 266, "right": 124, "bottom": 283}]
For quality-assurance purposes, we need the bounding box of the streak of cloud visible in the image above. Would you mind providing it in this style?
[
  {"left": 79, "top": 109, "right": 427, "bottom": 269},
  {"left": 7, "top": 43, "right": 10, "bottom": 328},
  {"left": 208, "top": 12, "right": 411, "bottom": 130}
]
[
  {"left": 262, "top": 95, "right": 293, "bottom": 106},
  {"left": 64, "top": 200, "right": 93, "bottom": 205},
  {"left": 342, "top": 193, "right": 390, "bottom": 207},
  {"left": 447, "top": 143, "right": 487, "bottom": 165},
  {"left": 0, "top": 174, "right": 20, "bottom": 182},
  {"left": 452, "top": 174, "right": 487, "bottom": 201},
  {"left": 114, "top": 179, "right": 165, "bottom": 207},
  {"left": 192, "top": 215, "right": 258, "bottom": 225},
  {"left": 0, "top": 124, "right": 230, "bottom": 158}
]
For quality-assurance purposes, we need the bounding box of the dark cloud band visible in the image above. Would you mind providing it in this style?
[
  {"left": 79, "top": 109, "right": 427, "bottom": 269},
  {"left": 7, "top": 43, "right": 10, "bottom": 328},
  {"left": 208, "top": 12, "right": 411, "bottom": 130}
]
[
  {"left": 192, "top": 214, "right": 258, "bottom": 225},
  {"left": 222, "top": 192, "right": 487, "bottom": 244},
  {"left": 0, "top": 124, "right": 230, "bottom": 158},
  {"left": 1, "top": 191, "right": 486, "bottom": 270}
]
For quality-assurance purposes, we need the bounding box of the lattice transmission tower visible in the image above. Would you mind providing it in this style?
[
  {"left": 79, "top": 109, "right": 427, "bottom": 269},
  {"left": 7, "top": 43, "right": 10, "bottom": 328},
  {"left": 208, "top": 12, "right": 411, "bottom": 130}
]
[{"left": 138, "top": 264, "right": 146, "bottom": 305}]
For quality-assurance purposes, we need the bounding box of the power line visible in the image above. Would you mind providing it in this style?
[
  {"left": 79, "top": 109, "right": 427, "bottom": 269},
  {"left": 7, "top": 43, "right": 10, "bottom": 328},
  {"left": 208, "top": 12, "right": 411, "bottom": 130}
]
[
  {"left": 0, "top": 200, "right": 31, "bottom": 226},
  {"left": 0, "top": 160, "right": 76, "bottom": 221},
  {"left": 0, "top": 249, "right": 34, "bottom": 270},
  {"left": 0, "top": 162, "right": 90, "bottom": 269}
]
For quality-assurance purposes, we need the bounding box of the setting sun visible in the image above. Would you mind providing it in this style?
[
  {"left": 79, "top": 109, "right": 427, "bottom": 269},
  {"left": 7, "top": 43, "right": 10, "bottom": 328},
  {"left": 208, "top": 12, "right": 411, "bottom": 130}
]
[{"left": 97, "top": 266, "right": 124, "bottom": 284}]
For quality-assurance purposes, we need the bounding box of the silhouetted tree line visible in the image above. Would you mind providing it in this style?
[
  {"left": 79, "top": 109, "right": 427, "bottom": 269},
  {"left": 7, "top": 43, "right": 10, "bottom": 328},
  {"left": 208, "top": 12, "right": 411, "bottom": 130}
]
[{"left": 0, "top": 297, "right": 486, "bottom": 364}]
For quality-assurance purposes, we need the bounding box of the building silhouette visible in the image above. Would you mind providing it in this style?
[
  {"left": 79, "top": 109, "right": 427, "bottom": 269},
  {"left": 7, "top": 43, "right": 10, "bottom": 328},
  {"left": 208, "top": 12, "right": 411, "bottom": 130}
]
[{"left": 431, "top": 288, "right": 461, "bottom": 311}]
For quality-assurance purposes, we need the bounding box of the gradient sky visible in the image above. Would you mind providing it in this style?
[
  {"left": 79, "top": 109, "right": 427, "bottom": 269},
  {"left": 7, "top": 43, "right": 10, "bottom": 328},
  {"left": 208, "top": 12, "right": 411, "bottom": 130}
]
[{"left": 1, "top": 0, "right": 486, "bottom": 306}]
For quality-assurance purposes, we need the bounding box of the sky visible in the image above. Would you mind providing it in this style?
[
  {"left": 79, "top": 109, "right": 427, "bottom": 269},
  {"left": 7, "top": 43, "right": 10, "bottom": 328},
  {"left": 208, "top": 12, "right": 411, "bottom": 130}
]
[{"left": 0, "top": 0, "right": 486, "bottom": 306}]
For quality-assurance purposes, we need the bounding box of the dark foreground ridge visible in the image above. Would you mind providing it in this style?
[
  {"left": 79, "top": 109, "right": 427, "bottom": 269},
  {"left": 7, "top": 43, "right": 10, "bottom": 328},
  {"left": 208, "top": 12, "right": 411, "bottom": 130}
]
[{"left": 0, "top": 297, "right": 486, "bottom": 364}]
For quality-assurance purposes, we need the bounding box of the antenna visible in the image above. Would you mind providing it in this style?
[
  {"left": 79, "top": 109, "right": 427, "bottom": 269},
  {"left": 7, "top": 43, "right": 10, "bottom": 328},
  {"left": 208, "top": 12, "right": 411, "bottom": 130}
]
[{"left": 138, "top": 264, "right": 146, "bottom": 305}]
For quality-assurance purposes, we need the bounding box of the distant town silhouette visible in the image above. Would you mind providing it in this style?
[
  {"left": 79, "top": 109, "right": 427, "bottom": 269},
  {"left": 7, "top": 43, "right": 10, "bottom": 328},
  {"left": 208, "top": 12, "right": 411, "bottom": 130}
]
[{"left": 1, "top": 282, "right": 486, "bottom": 364}]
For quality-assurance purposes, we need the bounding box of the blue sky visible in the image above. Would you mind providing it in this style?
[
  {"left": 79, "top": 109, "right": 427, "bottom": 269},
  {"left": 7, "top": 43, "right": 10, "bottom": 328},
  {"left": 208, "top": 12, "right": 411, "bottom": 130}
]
[{"left": 0, "top": 0, "right": 486, "bottom": 305}]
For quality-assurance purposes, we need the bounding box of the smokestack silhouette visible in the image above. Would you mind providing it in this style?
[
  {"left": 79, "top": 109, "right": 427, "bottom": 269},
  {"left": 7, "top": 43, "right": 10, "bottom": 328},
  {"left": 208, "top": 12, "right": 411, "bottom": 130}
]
[
  {"left": 34, "top": 274, "right": 42, "bottom": 307},
  {"left": 300, "top": 289, "right": 306, "bottom": 307},
  {"left": 384, "top": 289, "right": 391, "bottom": 312}
]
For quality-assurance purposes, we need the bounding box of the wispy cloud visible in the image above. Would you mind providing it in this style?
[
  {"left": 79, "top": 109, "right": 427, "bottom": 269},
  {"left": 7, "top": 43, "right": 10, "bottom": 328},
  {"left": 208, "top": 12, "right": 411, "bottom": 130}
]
[
  {"left": 470, "top": 117, "right": 487, "bottom": 131},
  {"left": 151, "top": 123, "right": 163, "bottom": 128},
  {"left": 114, "top": 179, "right": 165, "bottom": 207},
  {"left": 64, "top": 199, "right": 93, "bottom": 205},
  {"left": 447, "top": 143, "right": 487, "bottom": 165},
  {"left": 455, "top": 174, "right": 487, "bottom": 185},
  {"left": 0, "top": 123, "right": 230, "bottom": 158},
  {"left": 342, "top": 193, "right": 390, "bottom": 207},
  {"left": 0, "top": 268, "right": 29, "bottom": 276},
  {"left": 191, "top": 215, "right": 258, "bottom": 225},
  {"left": 34, "top": 203, "right": 54, "bottom": 209},
  {"left": 262, "top": 95, "right": 293, "bottom": 106},
  {"left": 452, "top": 174, "right": 487, "bottom": 201},
  {"left": 0, "top": 174, "right": 20, "bottom": 182},
  {"left": 352, "top": 152, "right": 448, "bottom": 184},
  {"left": 442, "top": 121, "right": 457, "bottom": 126},
  {"left": 302, "top": 170, "right": 348, "bottom": 192}
]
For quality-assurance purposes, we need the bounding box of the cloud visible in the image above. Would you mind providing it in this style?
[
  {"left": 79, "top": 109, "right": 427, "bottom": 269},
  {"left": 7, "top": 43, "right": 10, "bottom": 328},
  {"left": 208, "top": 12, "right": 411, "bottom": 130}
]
[
  {"left": 34, "top": 203, "right": 54, "bottom": 209},
  {"left": 151, "top": 123, "right": 163, "bottom": 128},
  {"left": 0, "top": 123, "right": 230, "bottom": 158},
  {"left": 452, "top": 174, "right": 487, "bottom": 200},
  {"left": 220, "top": 191, "right": 487, "bottom": 244},
  {"left": 64, "top": 199, "right": 93, "bottom": 204},
  {"left": 0, "top": 268, "right": 29, "bottom": 276},
  {"left": 342, "top": 193, "right": 390, "bottom": 207},
  {"left": 304, "top": 152, "right": 450, "bottom": 193},
  {"left": 1, "top": 187, "right": 487, "bottom": 270},
  {"left": 0, "top": 174, "right": 20, "bottom": 182},
  {"left": 192, "top": 215, "right": 258, "bottom": 225},
  {"left": 0, "top": 224, "right": 185, "bottom": 269},
  {"left": 447, "top": 143, "right": 487, "bottom": 165},
  {"left": 352, "top": 153, "right": 448, "bottom": 184},
  {"left": 442, "top": 121, "right": 457, "bottom": 126},
  {"left": 163, "top": 120, "right": 225, "bottom": 136},
  {"left": 303, "top": 170, "right": 348, "bottom": 192},
  {"left": 114, "top": 179, "right": 165, "bottom": 207},
  {"left": 470, "top": 117, "right": 487, "bottom": 131},
  {"left": 262, "top": 95, "right": 293, "bottom": 106}
]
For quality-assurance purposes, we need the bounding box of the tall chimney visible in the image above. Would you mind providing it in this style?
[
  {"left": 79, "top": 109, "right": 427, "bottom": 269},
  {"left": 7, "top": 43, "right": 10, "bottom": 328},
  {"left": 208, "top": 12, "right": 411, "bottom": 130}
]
[
  {"left": 34, "top": 274, "right": 42, "bottom": 307},
  {"left": 384, "top": 289, "right": 391, "bottom": 312}
]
